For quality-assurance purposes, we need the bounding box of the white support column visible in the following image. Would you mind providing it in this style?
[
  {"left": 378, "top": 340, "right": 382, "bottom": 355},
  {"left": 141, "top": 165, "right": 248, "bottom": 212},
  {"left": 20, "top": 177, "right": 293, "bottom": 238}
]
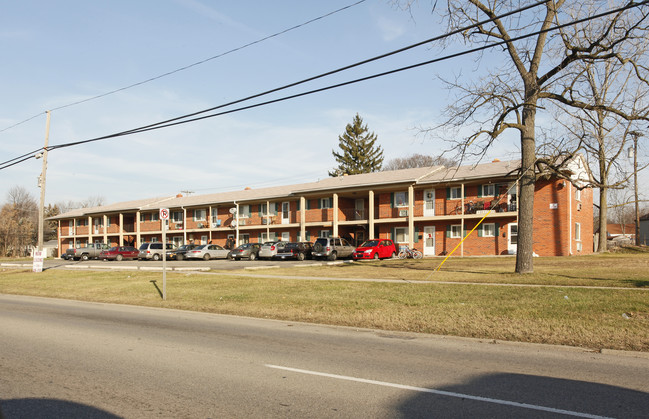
[
  {"left": 408, "top": 185, "right": 415, "bottom": 249},
  {"left": 368, "top": 190, "right": 375, "bottom": 238},
  {"left": 332, "top": 193, "right": 339, "bottom": 237},
  {"left": 300, "top": 196, "right": 306, "bottom": 241},
  {"left": 119, "top": 213, "right": 124, "bottom": 246},
  {"left": 88, "top": 216, "right": 93, "bottom": 243},
  {"left": 136, "top": 211, "right": 141, "bottom": 247},
  {"left": 103, "top": 215, "right": 108, "bottom": 244},
  {"left": 461, "top": 183, "right": 465, "bottom": 257}
]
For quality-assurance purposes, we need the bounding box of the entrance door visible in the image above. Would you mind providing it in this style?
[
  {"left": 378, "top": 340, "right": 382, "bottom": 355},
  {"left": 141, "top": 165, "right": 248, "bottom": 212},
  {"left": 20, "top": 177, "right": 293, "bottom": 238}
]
[
  {"left": 354, "top": 199, "right": 365, "bottom": 220},
  {"left": 355, "top": 230, "right": 365, "bottom": 247},
  {"left": 423, "top": 226, "right": 435, "bottom": 256},
  {"left": 424, "top": 189, "right": 435, "bottom": 216},
  {"left": 508, "top": 223, "right": 518, "bottom": 254},
  {"left": 94, "top": 218, "right": 101, "bottom": 234},
  {"left": 281, "top": 202, "right": 290, "bottom": 224}
]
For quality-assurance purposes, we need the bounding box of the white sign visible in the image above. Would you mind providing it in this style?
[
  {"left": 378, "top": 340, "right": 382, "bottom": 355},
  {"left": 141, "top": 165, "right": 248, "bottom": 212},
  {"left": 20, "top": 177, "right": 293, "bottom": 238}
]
[
  {"left": 32, "top": 250, "right": 44, "bottom": 273},
  {"left": 160, "top": 208, "right": 170, "bottom": 220},
  {"left": 549, "top": 203, "right": 558, "bottom": 210}
]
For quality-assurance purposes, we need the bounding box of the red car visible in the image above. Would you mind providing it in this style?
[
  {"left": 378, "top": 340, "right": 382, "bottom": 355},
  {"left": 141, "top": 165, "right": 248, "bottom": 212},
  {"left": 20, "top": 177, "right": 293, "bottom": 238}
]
[
  {"left": 353, "top": 239, "right": 397, "bottom": 260},
  {"left": 100, "top": 246, "right": 139, "bottom": 261}
]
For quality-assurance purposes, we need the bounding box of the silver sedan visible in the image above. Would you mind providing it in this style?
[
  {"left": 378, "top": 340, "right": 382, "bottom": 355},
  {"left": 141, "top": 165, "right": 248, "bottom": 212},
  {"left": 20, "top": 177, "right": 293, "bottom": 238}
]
[{"left": 185, "top": 244, "right": 230, "bottom": 260}]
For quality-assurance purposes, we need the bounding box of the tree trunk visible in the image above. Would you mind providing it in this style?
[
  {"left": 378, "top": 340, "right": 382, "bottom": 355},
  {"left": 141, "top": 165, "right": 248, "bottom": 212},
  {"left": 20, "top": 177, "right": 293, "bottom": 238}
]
[
  {"left": 598, "top": 187, "right": 608, "bottom": 252},
  {"left": 515, "top": 102, "right": 537, "bottom": 274}
]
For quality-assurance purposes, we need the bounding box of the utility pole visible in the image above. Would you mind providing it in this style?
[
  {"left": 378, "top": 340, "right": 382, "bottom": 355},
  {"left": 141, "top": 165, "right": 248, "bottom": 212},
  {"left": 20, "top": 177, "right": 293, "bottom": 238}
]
[{"left": 37, "top": 110, "right": 51, "bottom": 251}]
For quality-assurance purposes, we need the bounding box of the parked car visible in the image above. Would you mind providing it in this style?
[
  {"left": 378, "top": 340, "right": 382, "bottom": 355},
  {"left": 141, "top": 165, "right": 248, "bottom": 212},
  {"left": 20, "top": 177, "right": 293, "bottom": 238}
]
[
  {"left": 258, "top": 241, "right": 287, "bottom": 260},
  {"left": 275, "top": 242, "right": 313, "bottom": 261},
  {"left": 166, "top": 244, "right": 199, "bottom": 261},
  {"left": 353, "top": 239, "right": 397, "bottom": 260},
  {"left": 138, "top": 242, "right": 176, "bottom": 261},
  {"left": 227, "top": 243, "right": 261, "bottom": 260},
  {"left": 100, "top": 246, "right": 139, "bottom": 261},
  {"left": 185, "top": 244, "right": 229, "bottom": 260},
  {"left": 311, "top": 237, "right": 355, "bottom": 261},
  {"left": 64, "top": 243, "right": 111, "bottom": 261}
]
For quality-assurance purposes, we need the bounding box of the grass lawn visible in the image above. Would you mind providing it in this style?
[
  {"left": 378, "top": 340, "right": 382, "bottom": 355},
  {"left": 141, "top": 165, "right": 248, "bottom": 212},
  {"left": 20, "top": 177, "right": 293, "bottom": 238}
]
[{"left": 1, "top": 252, "right": 648, "bottom": 352}]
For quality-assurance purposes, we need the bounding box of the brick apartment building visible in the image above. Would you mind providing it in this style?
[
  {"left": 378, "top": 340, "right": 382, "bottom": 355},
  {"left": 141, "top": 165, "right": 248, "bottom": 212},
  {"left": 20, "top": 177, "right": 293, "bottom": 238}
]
[{"left": 50, "top": 158, "right": 593, "bottom": 257}]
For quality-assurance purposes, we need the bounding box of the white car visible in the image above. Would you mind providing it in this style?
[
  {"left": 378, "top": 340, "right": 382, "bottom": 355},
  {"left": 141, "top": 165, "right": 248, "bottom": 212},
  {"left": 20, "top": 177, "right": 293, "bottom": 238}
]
[
  {"left": 258, "top": 241, "right": 287, "bottom": 260},
  {"left": 185, "top": 244, "right": 229, "bottom": 260}
]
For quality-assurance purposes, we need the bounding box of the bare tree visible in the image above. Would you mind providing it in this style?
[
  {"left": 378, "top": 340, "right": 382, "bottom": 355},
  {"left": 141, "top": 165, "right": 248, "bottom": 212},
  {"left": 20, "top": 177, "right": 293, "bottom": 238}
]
[
  {"left": 554, "top": 56, "right": 649, "bottom": 252},
  {"left": 383, "top": 153, "right": 457, "bottom": 170},
  {"left": 398, "top": 0, "right": 649, "bottom": 272},
  {"left": 1, "top": 186, "right": 38, "bottom": 257}
]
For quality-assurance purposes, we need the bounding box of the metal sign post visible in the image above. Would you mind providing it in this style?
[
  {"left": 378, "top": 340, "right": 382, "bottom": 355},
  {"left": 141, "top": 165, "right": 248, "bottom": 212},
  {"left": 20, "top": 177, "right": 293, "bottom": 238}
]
[{"left": 160, "top": 208, "right": 169, "bottom": 300}]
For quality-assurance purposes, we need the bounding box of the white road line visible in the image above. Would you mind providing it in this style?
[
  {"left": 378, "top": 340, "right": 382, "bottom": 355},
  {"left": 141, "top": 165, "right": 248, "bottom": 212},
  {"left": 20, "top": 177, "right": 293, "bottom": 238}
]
[{"left": 265, "top": 364, "right": 613, "bottom": 419}]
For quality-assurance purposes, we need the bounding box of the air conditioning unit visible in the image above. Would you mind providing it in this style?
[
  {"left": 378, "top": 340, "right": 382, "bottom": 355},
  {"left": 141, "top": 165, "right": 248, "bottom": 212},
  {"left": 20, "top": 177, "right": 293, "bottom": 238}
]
[
  {"left": 399, "top": 209, "right": 408, "bottom": 217},
  {"left": 212, "top": 220, "right": 221, "bottom": 228}
]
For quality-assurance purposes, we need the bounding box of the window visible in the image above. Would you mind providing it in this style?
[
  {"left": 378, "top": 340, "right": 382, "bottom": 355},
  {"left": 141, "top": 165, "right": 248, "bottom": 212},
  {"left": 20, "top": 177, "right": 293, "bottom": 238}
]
[
  {"left": 237, "top": 205, "right": 250, "bottom": 218},
  {"left": 320, "top": 230, "right": 331, "bottom": 238},
  {"left": 450, "top": 225, "right": 462, "bottom": 238},
  {"left": 193, "top": 209, "right": 206, "bottom": 221},
  {"left": 171, "top": 211, "right": 183, "bottom": 223},
  {"left": 575, "top": 188, "right": 581, "bottom": 201},
  {"left": 151, "top": 237, "right": 158, "bottom": 243},
  {"left": 151, "top": 212, "right": 159, "bottom": 222},
  {"left": 106, "top": 217, "right": 111, "bottom": 227},
  {"left": 139, "top": 213, "right": 147, "bottom": 223},
  {"left": 201, "top": 235, "right": 208, "bottom": 244},
  {"left": 575, "top": 223, "right": 581, "bottom": 241},
  {"left": 449, "top": 187, "right": 462, "bottom": 200},
  {"left": 480, "top": 223, "right": 495, "bottom": 237},
  {"left": 281, "top": 232, "right": 290, "bottom": 241},
  {"left": 320, "top": 198, "right": 333, "bottom": 209},
  {"left": 240, "top": 234, "right": 250, "bottom": 244},
  {"left": 394, "top": 227, "right": 408, "bottom": 243},
  {"left": 482, "top": 184, "right": 495, "bottom": 197},
  {"left": 394, "top": 191, "right": 408, "bottom": 207}
]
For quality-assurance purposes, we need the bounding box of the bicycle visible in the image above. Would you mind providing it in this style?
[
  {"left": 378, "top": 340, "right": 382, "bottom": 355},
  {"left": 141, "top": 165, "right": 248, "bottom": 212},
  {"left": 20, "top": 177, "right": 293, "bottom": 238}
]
[{"left": 398, "top": 246, "right": 423, "bottom": 259}]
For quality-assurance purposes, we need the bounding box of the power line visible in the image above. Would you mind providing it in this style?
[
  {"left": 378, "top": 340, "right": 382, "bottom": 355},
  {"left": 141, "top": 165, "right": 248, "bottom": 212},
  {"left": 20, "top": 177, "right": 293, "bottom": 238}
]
[
  {"left": 0, "top": 0, "right": 367, "bottom": 135},
  {"left": 2, "top": 0, "right": 647, "bottom": 170}
]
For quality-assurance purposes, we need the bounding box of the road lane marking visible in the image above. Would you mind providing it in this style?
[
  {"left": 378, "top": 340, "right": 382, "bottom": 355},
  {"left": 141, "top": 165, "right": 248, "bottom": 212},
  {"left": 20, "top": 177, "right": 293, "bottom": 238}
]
[{"left": 265, "top": 364, "right": 612, "bottom": 419}]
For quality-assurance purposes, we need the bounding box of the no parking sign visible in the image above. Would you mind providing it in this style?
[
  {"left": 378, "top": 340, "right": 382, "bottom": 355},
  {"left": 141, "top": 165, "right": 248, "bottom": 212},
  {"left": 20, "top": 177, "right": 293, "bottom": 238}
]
[{"left": 160, "top": 208, "right": 169, "bottom": 220}]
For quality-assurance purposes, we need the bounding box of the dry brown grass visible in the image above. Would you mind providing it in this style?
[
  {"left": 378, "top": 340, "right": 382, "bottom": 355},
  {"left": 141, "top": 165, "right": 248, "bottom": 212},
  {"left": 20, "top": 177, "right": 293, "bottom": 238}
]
[{"left": 1, "top": 253, "right": 648, "bottom": 352}]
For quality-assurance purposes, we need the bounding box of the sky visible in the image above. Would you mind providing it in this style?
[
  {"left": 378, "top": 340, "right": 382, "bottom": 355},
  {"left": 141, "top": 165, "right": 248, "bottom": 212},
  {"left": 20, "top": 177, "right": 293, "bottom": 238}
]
[{"left": 1, "top": 0, "right": 645, "bottom": 210}]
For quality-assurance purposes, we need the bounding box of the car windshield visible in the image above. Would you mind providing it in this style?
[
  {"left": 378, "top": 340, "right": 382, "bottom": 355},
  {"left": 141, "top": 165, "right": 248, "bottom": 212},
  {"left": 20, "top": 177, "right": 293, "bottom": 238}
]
[
  {"left": 139, "top": 244, "right": 148, "bottom": 250},
  {"left": 361, "top": 240, "right": 379, "bottom": 247},
  {"left": 315, "top": 238, "right": 328, "bottom": 245},
  {"left": 178, "top": 245, "right": 192, "bottom": 250},
  {"left": 194, "top": 245, "right": 206, "bottom": 250},
  {"left": 108, "top": 247, "right": 117, "bottom": 251}
]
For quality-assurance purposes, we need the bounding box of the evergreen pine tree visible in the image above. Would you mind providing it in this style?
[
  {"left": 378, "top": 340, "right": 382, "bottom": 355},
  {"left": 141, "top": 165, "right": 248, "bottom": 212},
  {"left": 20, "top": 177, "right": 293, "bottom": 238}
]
[{"left": 329, "top": 113, "right": 384, "bottom": 177}]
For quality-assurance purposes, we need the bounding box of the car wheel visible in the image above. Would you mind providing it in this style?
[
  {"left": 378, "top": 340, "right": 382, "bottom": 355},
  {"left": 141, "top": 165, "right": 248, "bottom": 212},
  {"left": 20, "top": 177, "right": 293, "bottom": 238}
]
[
  {"left": 297, "top": 252, "right": 305, "bottom": 261},
  {"left": 391, "top": 251, "right": 396, "bottom": 258},
  {"left": 203, "top": 254, "right": 211, "bottom": 260},
  {"left": 176, "top": 254, "right": 183, "bottom": 261},
  {"left": 81, "top": 254, "right": 89, "bottom": 261},
  {"left": 249, "top": 253, "right": 256, "bottom": 261},
  {"left": 373, "top": 252, "right": 379, "bottom": 260},
  {"left": 328, "top": 252, "right": 337, "bottom": 261},
  {"left": 115, "top": 254, "right": 123, "bottom": 261},
  {"left": 153, "top": 254, "right": 160, "bottom": 261},
  {"left": 227, "top": 254, "right": 233, "bottom": 260}
]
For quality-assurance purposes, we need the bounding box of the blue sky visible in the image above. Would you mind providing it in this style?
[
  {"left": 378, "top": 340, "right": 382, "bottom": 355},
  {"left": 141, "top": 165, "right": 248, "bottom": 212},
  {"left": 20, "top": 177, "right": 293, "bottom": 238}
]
[{"left": 0, "top": 0, "right": 618, "bottom": 208}]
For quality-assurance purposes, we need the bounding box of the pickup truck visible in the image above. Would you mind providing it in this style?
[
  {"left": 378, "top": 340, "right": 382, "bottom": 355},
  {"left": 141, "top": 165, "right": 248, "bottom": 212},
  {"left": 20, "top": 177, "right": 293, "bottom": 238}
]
[{"left": 64, "top": 243, "right": 111, "bottom": 261}]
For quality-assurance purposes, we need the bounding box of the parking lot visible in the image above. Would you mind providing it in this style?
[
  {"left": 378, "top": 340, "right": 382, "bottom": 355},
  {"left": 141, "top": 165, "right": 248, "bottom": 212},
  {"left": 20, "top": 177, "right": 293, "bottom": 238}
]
[{"left": 38, "top": 257, "right": 351, "bottom": 271}]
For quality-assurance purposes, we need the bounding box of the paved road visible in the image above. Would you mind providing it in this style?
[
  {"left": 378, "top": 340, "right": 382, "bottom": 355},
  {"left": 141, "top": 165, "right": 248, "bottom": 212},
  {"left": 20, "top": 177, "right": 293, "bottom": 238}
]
[{"left": 1, "top": 294, "right": 647, "bottom": 418}]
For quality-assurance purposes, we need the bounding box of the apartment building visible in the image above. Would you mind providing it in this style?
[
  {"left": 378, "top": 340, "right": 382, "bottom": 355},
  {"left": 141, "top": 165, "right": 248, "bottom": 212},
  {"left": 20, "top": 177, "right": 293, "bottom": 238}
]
[{"left": 51, "top": 158, "right": 593, "bottom": 257}]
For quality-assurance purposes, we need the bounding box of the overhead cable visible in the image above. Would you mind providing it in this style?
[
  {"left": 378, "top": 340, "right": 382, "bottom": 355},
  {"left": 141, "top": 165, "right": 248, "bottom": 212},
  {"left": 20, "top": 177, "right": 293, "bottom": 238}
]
[{"left": 0, "top": 0, "right": 367, "bottom": 134}]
